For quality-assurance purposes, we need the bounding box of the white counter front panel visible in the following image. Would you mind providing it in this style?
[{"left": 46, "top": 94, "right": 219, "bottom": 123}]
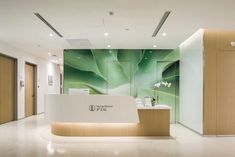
[{"left": 45, "top": 94, "right": 139, "bottom": 123}]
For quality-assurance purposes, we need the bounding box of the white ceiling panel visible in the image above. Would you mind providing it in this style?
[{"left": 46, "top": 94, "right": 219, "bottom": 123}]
[{"left": 0, "top": 0, "right": 234, "bottom": 60}]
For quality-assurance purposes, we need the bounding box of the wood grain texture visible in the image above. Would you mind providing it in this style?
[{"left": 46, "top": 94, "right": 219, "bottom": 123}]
[
  {"left": 203, "top": 30, "right": 218, "bottom": 135},
  {"left": 51, "top": 109, "right": 170, "bottom": 136},
  {"left": 203, "top": 30, "right": 235, "bottom": 135},
  {"left": 0, "top": 55, "right": 16, "bottom": 124},
  {"left": 25, "top": 63, "right": 35, "bottom": 117},
  {"left": 216, "top": 52, "right": 235, "bottom": 134}
]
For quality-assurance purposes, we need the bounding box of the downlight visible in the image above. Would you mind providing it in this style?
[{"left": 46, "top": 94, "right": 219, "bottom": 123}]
[{"left": 104, "top": 32, "right": 109, "bottom": 36}]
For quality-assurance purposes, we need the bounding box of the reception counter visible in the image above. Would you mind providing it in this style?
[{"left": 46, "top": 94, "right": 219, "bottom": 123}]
[{"left": 45, "top": 94, "right": 170, "bottom": 136}]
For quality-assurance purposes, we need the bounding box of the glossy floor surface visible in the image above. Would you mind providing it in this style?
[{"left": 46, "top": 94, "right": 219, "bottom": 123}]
[{"left": 0, "top": 115, "right": 235, "bottom": 157}]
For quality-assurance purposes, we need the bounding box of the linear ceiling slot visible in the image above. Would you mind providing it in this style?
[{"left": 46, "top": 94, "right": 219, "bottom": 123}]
[
  {"left": 152, "top": 11, "right": 171, "bottom": 37},
  {"left": 34, "top": 12, "right": 63, "bottom": 38}
]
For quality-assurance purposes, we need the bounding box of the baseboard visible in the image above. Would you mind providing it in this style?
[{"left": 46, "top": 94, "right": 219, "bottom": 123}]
[{"left": 37, "top": 112, "right": 44, "bottom": 115}]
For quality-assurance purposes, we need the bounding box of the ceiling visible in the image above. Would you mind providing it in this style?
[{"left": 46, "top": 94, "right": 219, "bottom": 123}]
[{"left": 0, "top": 0, "right": 235, "bottom": 63}]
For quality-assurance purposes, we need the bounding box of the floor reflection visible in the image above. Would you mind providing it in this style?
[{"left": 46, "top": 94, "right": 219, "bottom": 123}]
[{"left": 1, "top": 115, "right": 235, "bottom": 157}]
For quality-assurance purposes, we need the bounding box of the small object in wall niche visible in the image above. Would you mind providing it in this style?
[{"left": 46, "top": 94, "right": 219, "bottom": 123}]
[
  {"left": 154, "top": 81, "right": 172, "bottom": 88},
  {"left": 144, "top": 96, "right": 152, "bottom": 107},
  {"left": 151, "top": 98, "right": 156, "bottom": 106},
  {"left": 48, "top": 75, "right": 53, "bottom": 86},
  {"left": 135, "top": 98, "right": 143, "bottom": 106},
  {"left": 20, "top": 80, "right": 24, "bottom": 87}
]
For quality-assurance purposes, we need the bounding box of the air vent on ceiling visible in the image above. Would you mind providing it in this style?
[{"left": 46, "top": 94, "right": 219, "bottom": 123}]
[
  {"left": 152, "top": 11, "right": 171, "bottom": 37},
  {"left": 34, "top": 12, "right": 63, "bottom": 38},
  {"left": 66, "top": 39, "right": 92, "bottom": 48}
]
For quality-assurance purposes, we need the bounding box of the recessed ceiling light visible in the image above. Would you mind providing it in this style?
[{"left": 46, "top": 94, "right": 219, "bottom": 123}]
[
  {"left": 162, "top": 33, "right": 166, "bottom": 36},
  {"left": 48, "top": 52, "right": 51, "bottom": 56},
  {"left": 107, "top": 45, "right": 111, "bottom": 48},
  {"left": 109, "top": 11, "right": 114, "bottom": 16},
  {"left": 153, "top": 45, "right": 157, "bottom": 48},
  {"left": 49, "top": 33, "right": 53, "bottom": 37},
  {"left": 104, "top": 32, "right": 109, "bottom": 36}
]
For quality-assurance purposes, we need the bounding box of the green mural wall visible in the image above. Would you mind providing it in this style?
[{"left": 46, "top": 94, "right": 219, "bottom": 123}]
[{"left": 64, "top": 49, "right": 179, "bottom": 122}]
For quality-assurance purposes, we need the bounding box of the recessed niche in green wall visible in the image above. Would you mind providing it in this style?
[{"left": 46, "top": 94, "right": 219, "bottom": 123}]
[{"left": 64, "top": 49, "right": 179, "bottom": 122}]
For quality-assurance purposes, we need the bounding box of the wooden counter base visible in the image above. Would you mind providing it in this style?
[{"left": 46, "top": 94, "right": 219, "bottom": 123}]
[{"left": 51, "top": 109, "right": 170, "bottom": 136}]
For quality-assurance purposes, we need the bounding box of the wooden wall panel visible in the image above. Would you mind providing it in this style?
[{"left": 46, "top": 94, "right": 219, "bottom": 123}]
[
  {"left": 203, "top": 30, "right": 218, "bottom": 135},
  {"left": 0, "top": 54, "right": 16, "bottom": 124},
  {"left": 203, "top": 30, "right": 235, "bottom": 135},
  {"left": 218, "top": 32, "right": 235, "bottom": 51},
  {"left": 216, "top": 52, "right": 235, "bottom": 134}
]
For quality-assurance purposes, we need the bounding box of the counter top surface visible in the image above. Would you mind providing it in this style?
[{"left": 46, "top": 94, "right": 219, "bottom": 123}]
[{"left": 137, "top": 104, "right": 171, "bottom": 110}]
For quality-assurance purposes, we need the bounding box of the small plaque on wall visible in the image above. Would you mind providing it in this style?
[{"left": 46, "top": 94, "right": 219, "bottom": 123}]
[{"left": 48, "top": 75, "right": 53, "bottom": 86}]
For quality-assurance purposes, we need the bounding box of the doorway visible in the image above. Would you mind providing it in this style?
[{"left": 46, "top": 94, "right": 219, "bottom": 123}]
[
  {"left": 0, "top": 54, "right": 17, "bottom": 124},
  {"left": 25, "top": 63, "right": 37, "bottom": 117}
]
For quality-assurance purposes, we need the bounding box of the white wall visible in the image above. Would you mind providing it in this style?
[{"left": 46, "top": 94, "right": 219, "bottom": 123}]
[
  {"left": 179, "top": 29, "right": 204, "bottom": 134},
  {"left": 0, "top": 41, "right": 60, "bottom": 119}
]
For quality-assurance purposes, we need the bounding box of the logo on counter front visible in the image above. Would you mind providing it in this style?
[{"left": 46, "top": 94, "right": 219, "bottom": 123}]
[
  {"left": 89, "top": 105, "right": 113, "bottom": 112},
  {"left": 89, "top": 105, "right": 96, "bottom": 111}
]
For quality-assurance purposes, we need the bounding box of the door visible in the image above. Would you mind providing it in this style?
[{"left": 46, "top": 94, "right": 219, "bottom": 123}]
[
  {"left": 0, "top": 54, "right": 16, "bottom": 124},
  {"left": 217, "top": 52, "right": 235, "bottom": 135},
  {"left": 25, "top": 63, "right": 36, "bottom": 117}
]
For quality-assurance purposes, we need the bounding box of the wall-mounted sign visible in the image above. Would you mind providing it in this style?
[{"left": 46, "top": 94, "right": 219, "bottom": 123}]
[
  {"left": 48, "top": 75, "right": 53, "bottom": 86},
  {"left": 20, "top": 80, "right": 24, "bottom": 87},
  {"left": 231, "top": 41, "right": 235, "bottom": 47}
]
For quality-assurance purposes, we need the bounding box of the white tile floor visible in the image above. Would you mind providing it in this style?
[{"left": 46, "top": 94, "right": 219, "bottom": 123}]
[{"left": 0, "top": 115, "right": 235, "bottom": 157}]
